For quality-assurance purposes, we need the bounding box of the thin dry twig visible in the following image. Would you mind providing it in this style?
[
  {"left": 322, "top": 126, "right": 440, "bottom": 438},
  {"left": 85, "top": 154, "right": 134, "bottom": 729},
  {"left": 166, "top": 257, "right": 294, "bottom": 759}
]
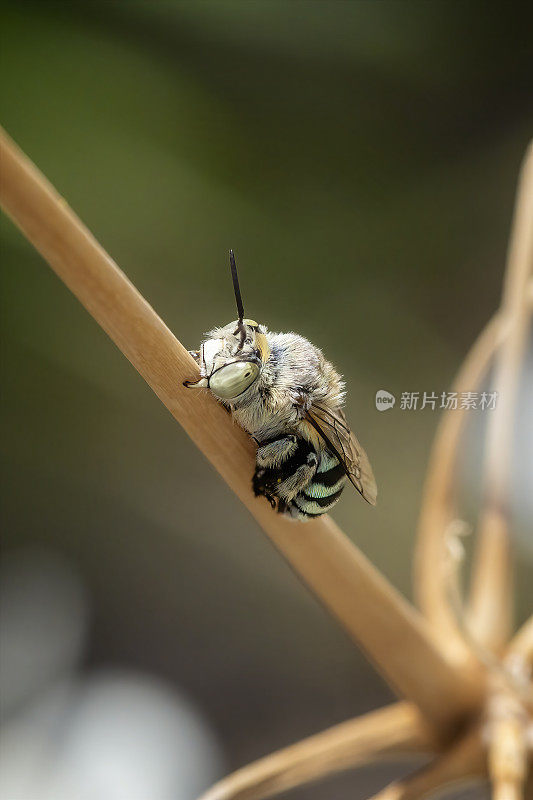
[
  {"left": 415, "top": 141, "right": 533, "bottom": 664},
  {"left": 487, "top": 689, "right": 529, "bottom": 800},
  {"left": 0, "top": 128, "right": 477, "bottom": 732},
  {"left": 468, "top": 143, "right": 533, "bottom": 652},
  {"left": 509, "top": 617, "right": 533, "bottom": 668},
  {"left": 369, "top": 725, "right": 486, "bottom": 800},
  {"left": 414, "top": 313, "right": 503, "bottom": 663},
  {"left": 197, "top": 703, "right": 435, "bottom": 800},
  {"left": 444, "top": 523, "right": 533, "bottom": 713},
  {"left": 504, "top": 617, "right": 533, "bottom": 712}
]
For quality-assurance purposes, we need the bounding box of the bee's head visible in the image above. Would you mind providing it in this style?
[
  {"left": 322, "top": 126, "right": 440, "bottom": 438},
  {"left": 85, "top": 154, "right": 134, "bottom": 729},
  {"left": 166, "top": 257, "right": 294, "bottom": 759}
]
[{"left": 184, "top": 251, "right": 270, "bottom": 401}]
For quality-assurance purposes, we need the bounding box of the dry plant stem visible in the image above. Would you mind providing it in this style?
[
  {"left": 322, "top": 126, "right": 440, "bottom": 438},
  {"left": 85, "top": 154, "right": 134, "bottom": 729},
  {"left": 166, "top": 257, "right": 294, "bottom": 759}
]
[
  {"left": 468, "top": 142, "right": 533, "bottom": 652},
  {"left": 197, "top": 703, "right": 435, "bottom": 800},
  {"left": 487, "top": 598, "right": 533, "bottom": 800},
  {"left": 414, "top": 314, "right": 502, "bottom": 662},
  {"left": 509, "top": 617, "right": 533, "bottom": 667},
  {"left": 486, "top": 670, "right": 530, "bottom": 800},
  {"left": 416, "top": 141, "right": 533, "bottom": 663},
  {"left": 504, "top": 616, "right": 533, "bottom": 712},
  {"left": 0, "top": 129, "right": 478, "bottom": 731},
  {"left": 369, "top": 725, "right": 486, "bottom": 800},
  {"left": 488, "top": 715, "right": 528, "bottom": 800},
  {"left": 415, "top": 283, "right": 533, "bottom": 666}
]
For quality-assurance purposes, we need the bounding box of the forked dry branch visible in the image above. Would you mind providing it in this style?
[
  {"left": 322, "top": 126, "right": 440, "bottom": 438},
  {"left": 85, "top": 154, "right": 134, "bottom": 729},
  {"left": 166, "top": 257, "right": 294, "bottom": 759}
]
[
  {"left": 198, "top": 703, "right": 435, "bottom": 800},
  {"left": 369, "top": 724, "right": 487, "bottom": 800},
  {"left": 414, "top": 312, "right": 504, "bottom": 663},
  {"left": 467, "top": 143, "right": 533, "bottom": 653},
  {"left": 0, "top": 126, "right": 531, "bottom": 799}
]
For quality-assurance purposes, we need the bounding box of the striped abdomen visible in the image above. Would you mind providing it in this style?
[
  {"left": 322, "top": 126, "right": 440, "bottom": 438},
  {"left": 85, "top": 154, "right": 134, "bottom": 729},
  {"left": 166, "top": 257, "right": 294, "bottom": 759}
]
[{"left": 288, "top": 450, "right": 346, "bottom": 519}]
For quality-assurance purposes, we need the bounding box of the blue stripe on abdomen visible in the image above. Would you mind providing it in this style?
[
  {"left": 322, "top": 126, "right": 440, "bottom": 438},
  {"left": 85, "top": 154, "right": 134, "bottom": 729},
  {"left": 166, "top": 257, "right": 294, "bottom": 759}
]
[{"left": 290, "top": 451, "right": 346, "bottom": 517}]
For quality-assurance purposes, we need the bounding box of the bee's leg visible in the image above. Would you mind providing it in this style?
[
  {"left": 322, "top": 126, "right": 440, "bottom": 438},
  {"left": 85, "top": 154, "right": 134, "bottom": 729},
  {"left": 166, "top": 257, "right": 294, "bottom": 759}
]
[
  {"left": 252, "top": 468, "right": 277, "bottom": 508},
  {"left": 253, "top": 437, "right": 316, "bottom": 510},
  {"left": 275, "top": 452, "right": 318, "bottom": 503},
  {"left": 183, "top": 350, "right": 206, "bottom": 389},
  {"left": 256, "top": 435, "right": 298, "bottom": 468}
]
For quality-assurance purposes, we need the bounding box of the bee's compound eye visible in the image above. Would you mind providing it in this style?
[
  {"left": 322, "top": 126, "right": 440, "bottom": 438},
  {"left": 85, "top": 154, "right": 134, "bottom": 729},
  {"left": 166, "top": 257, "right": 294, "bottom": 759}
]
[{"left": 209, "top": 361, "right": 260, "bottom": 399}]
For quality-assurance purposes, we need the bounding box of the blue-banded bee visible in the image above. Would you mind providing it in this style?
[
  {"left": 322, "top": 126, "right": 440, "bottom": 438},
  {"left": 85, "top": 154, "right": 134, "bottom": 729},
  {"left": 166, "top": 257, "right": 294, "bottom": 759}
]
[{"left": 184, "top": 252, "right": 377, "bottom": 519}]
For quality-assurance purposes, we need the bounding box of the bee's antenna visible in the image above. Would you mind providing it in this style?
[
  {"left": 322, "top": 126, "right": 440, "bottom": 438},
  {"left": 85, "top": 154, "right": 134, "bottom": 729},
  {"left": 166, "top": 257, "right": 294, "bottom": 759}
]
[
  {"left": 229, "top": 249, "right": 245, "bottom": 323},
  {"left": 229, "top": 249, "right": 246, "bottom": 350}
]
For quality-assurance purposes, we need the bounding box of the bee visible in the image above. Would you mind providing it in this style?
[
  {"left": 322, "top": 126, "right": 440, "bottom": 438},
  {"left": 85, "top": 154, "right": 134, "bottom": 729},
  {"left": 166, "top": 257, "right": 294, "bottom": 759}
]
[{"left": 184, "top": 251, "right": 377, "bottom": 519}]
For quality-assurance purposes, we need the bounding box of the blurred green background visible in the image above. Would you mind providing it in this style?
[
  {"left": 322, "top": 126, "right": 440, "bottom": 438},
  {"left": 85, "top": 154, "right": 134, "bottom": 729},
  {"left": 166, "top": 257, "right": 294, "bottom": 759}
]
[{"left": 1, "top": 2, "right": 532, "bottom": 798}]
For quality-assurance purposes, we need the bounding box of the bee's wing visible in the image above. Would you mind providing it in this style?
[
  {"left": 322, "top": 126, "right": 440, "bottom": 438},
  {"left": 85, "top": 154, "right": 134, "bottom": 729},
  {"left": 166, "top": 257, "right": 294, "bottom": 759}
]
[{"left": 305, "top": 403, "right": 377, "bottom": 506}]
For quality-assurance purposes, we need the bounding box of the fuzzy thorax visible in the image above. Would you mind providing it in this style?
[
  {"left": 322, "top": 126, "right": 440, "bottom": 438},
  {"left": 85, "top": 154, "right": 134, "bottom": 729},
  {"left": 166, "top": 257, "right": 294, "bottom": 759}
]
[{"left": 197, "top": 321, "right": 346, "bottom": 448}]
